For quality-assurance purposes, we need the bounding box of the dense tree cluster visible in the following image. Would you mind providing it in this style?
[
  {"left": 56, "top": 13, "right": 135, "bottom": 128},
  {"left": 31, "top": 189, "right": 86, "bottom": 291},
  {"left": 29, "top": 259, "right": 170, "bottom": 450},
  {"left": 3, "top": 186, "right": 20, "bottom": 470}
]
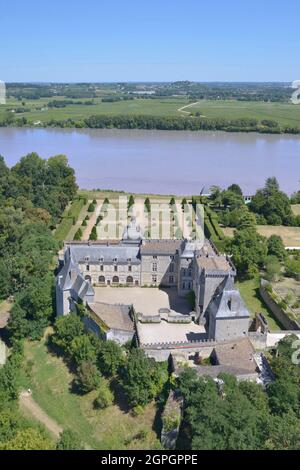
[
  {"left": 52, "top": 313, "right": 168, "bottom": 410},
  {"left": 178, "top": 335, "right": 300, "bottom": 450},
  {"left": 0, "top": 153, "right": 77, "bottom": 339},
  {"left": 250, "top": 177, "right": 294, "bottom": 226}
]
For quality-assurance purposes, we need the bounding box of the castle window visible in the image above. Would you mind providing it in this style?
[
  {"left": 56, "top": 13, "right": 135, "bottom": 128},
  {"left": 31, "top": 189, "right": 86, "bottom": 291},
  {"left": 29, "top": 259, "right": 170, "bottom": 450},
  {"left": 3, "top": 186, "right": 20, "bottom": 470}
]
[
  {"left": 86, "top": 265, "right": 90, "bottom": 271},
  {"left": 114, "top": 265, "right": 118, "bottom": 272},
  {"left": 182, "top": 282, "right": 186, "bottom": 290},
  {"left": 85, "top": 256, "right": 90, "bottom": 261},
  {"left": 98, "top": 275, "right": 105, "bottom": 284},
  {"left": 113, "top": 257, "right": 118, "bottom": 262},
  {"left": 152, "top": 275, "right": 157, "bottom": 283},
  {"left": 169, "top": 276, "right": 174, "bottom": 283},
  {"left": 153, "top": 255, "right": 157, "bottom": 260},
  {"left": 99, "top": 257, "right": 104, "bottom": 262},
  {"left": 169, "top": 263, "right": 174, "bottom": 273},
  {"left": 100, "top": 265, "right": 104, "bottom": 271},
  {"left": 112, "top": 275, "right": 119, "bottom": 284},
  {"left": 128, "top": 265, "right": 132, "bottom": 272},
  {"left": 227, "top": 299, "right": 232, "bottom": 310},
  {"left": 152, "top": 263, "right": 157, "bottom": 272}
]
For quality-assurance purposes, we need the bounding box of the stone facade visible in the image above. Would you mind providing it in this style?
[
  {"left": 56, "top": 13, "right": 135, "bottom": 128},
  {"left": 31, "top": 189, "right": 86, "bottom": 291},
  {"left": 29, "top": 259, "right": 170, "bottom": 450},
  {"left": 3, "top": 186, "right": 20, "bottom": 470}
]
[{"left": 56, "top": 218, "right": 250, "bottom": 345}]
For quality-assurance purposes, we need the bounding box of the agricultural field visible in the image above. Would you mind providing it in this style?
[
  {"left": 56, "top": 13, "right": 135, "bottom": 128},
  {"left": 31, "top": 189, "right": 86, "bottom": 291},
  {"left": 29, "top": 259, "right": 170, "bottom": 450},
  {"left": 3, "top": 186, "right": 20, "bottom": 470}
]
[
  {"left": 2, "top": 95, "right": 300, "bottom": 128},
  {"left": 19, "top": 330, "right": 161, "bottom": 450},
  {"left": 0, "top": 96, "right": 190, "bottom": 121},
  {"left": 223, "top": 225, "right": 300, "bottom": 248},
  {"left": 188, "top": 100, "right": 300, "bottom": 127}
]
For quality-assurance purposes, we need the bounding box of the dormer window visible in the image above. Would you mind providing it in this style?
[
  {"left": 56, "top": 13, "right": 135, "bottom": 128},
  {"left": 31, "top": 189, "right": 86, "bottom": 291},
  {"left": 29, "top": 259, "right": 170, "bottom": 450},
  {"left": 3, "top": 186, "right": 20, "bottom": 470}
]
[
  {"left": 127, "top": 258, "right": 131, "bottom": 263},
  {"left": 85, "top": 256, "right": 90, "bottom": 262},
  {"left": 113, "top": 257, "right": 118, "bottom": 263},
  {"left": 99, "top": 256, "right": 104, "bottom": 262}
]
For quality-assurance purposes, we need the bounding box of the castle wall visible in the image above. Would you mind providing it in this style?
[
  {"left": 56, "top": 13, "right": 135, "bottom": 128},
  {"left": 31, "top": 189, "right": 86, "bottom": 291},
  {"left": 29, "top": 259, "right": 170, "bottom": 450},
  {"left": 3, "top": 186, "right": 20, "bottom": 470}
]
[
  {"left": 56, "top": 285, "right": 70, "bottom": 316},
  {"left": 178, "top": 257, "right": 194, "bottom": 297},
  {"left": 141, "top": 255, "right": 178, "bottom": 287},
  {"left": 79, "top": 261, "right": 141, "bottom": 286},
  {"left": 210, "top": 317, "right": 250, "bottom": 342}
]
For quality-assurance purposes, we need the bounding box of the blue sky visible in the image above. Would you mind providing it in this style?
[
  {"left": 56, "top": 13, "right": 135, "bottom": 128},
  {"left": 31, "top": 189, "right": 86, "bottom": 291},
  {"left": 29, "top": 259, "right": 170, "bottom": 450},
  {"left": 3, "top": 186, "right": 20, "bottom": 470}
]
[{"left": 1, "top": 0, "right": 299, "bottom": 82}]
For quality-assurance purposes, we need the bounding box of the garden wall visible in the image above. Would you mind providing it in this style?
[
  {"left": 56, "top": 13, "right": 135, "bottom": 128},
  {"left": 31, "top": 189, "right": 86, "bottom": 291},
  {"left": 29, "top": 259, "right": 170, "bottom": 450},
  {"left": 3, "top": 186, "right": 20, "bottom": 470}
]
[{"left": 259, "top": 281, "right": 300, "bottom": 331}]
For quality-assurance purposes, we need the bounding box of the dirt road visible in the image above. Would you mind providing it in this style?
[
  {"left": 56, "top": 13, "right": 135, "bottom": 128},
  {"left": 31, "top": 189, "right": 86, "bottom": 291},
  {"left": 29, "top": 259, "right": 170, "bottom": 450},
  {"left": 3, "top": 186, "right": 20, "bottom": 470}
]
[{"left": 19, "top": 391, "right": 63, "bottom": 439}]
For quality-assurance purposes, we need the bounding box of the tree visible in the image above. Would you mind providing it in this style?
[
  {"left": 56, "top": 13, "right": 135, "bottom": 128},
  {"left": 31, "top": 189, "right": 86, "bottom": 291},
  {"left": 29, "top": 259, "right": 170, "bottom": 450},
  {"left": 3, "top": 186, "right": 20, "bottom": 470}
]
[
  {"left": 128, "top": 195, "right": 135, "bottom": 210},
  {"left": 87, "top": 203, "right": 95, "bottom": 212},
  {"left": 178, "top": 371, "right": 269, "bottom": 450},
  {"left": 227, "top": 184, "right": 243, "bottom": 196},
  {"left": 226, "top": 227, "right": 268, "bottom": 278},
  {"left": 209, "top": 186, "right": 223, "bottom": 208},
  {"left": 267, "top": 235, "right": 286, "bottom": 261},
  {"left": 70, "top": 334, "right": 97, "bottom": 365},
  {"left": 0, "top": 428, "right": 53, "bottom": 450},
  {"left": 221, "top": 190, "right": 244, "bottom": 210},
  {"left": 285, "top": 257, "right": 300, "bottom": 280},
  {"left": 265, "top": 256, "right": 281, "bottom": 282},
  {"left": 76, "top": 360, "right": 102, "bottom": 393},
  {"left": 181, "top": 198, "right": 188, "bottom": 211},
  {"left": 250, "top": 178, "right": 293, "bottom": 225},
  {"left": 74, "top": 228, "right": 82, "bottom": 240},
  {"left": 89, "top": 226, "right": 97, "bottom": 241},
  {"left": 98, "top": 340, "right": 124, "bottom": 377},
  {"left": 266, "top": 411, "right": 300, "bottom": 450},
  {"left": 56, "top": 429, "right": 83, "bottom": 450},
  {"left": 144, "top": 197, "right": 151, "bottom": 213},
  {"left": 93, "top": 379, "right": 114, "bottom": 409},
  {"left": 121, "top": 349, "right": 168, "bottom": 408},
  {"left": 52, "top": 314, "right": 84, "bottom": 355}
]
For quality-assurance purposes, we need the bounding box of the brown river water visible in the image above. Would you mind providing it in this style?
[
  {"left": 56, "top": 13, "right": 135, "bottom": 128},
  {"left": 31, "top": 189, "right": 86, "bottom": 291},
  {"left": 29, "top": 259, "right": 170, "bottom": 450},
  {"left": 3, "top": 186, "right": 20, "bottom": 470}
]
[{"left": 0, "top": 128, "right": 299, "bottom": 195}]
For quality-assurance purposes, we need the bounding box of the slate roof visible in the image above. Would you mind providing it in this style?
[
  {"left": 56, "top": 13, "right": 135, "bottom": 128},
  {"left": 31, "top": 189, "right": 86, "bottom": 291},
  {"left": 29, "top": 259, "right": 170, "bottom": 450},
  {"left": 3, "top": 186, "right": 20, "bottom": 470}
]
[
  {"left": 67, "top": 243, "right": 141, "bottom": 264},
  {"left": 88, "top": 302, "right": 134, "bottom": 332},
  {"left": 207, "top": 276, "right": 250, "bottom": 319}
]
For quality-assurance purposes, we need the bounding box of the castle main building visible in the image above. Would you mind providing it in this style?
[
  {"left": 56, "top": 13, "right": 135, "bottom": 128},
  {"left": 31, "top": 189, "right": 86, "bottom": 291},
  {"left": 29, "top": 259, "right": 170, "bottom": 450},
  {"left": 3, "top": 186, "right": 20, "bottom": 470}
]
[{"left": 56, "top": 218, "right": 250, "bottom": 344}]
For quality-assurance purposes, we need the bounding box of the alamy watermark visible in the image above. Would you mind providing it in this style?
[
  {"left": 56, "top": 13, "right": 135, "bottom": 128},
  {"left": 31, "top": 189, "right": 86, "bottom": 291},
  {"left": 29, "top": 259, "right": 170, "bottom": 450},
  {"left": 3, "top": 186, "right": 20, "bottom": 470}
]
[
  {"left": 0, "top": 80, "right": 6, "bottom": 104},
  {"left": 291, "top": 80, "right": 300, "bottom": 104},
  {"left": 94, "top": 196, "right": 205, "bottom": 249},
  {"left": 291, "top": 339, "right": 300, "bottom": 364}
]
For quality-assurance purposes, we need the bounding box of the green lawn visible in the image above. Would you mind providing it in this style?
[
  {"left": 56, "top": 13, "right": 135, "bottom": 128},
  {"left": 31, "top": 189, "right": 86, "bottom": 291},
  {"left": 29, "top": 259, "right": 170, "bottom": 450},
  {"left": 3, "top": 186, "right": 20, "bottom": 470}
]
[
  {"left": 20, "top": 331, "right": 161, "bottom": 450},
  {"left": 54, "top": 198, "right": 89, "bottom": 242},
  {"left": 236, "top": 277, "right": 282, "bottom": 331}
]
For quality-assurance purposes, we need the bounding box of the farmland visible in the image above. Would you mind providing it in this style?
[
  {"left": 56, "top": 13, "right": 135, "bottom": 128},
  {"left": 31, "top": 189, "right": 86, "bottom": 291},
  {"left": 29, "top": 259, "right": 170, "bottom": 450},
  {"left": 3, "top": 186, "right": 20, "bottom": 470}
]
[{"left": 1, "top": 95, "right": 300, "bottom": 130}]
